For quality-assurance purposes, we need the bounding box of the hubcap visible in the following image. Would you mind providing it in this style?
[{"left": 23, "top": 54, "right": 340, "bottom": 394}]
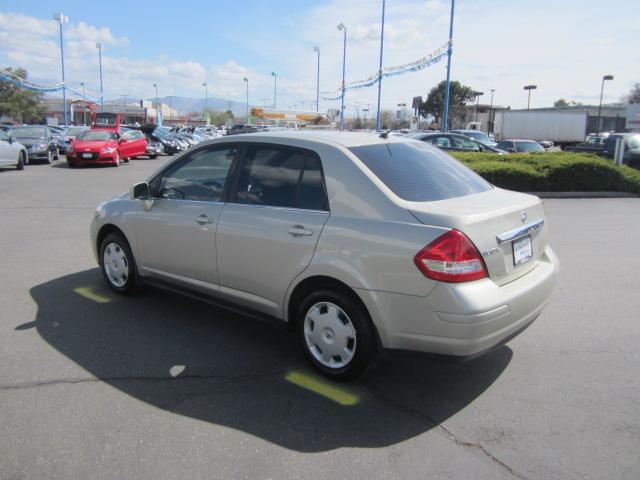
[
  {"left": 102, "top": 242, "right": 129, "bottom": 288},
  {"left": 304, "top": 302, "right": 356, "bottom": 369}
]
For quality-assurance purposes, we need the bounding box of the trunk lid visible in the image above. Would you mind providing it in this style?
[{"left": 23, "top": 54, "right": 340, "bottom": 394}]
[{"left": 406, "top": 188, "right": 548, "bottom": 285}]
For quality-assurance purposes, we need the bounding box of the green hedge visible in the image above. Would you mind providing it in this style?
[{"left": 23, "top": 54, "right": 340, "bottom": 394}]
[{"left": 449, "top": 152, "right": 640, "bottom": 194}]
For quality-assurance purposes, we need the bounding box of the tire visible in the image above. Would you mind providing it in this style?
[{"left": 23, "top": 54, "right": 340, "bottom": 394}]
[
  {"left": 100, "top": 232, "right": 138, "bottom": 295},
  {"left": 297, "top": 288, "right": 377, "bottom": 381},
  {"left": 54, "top": 148, "right": 60, "bottom": 161},
  {"left": 113, "top": 153, "right": 120, "bottom": 167},
  {"left": 16, "top": 153, "right": 24, "bottom": 170},
  {"left": 68, "top": 162, "right": 77, "bottom": 168},
  {"left": 150, "top": 154, "right": 158, "bottom": 159},
  {"left": 123, "top": 157, "right": 130, "bottom": 163},
  {"left": 45, "top": 150, "right": 52, "bottom": 164}
]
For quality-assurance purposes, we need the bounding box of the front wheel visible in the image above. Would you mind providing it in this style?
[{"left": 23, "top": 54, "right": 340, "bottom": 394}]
[
  {"left": 150, "top": 154, "right": 158, "bottom": 159},
  {"left": 45, "top": 150, "right": 52, "bottom": 164},
  {"left": 100, "top": 233, "right": 137, "bottom": 294},
  {"left": 297, "top": 288, "right": 377, "bottom": 381},
  {"left": 16, "top": 153, "right": 24, "bottom": 170}
]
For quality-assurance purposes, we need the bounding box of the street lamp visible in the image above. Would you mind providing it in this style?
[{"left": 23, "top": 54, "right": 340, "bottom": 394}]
[
  {"left": 153, "top": 83, "right": 158, "bottom": 125},
  {"left": 202, "top": 82, "right": 208, "bottom": 123},
  {"left": 489, "top": 89, "right": 495, "bottom": 133},
  {"left": 96, "top": 42, "right": 104, "bottom": 112},
  {"left": 80, "top": 82, "right": 87, "bottom": 125},
  {"left": 397, "top": 103, "right": 407, "bottom": 122},
  {"left": 313, "top": 46, "right": 320, "bottom": 112},
  {"left": 337, "top": 22, "right": 347, "bottom": 130},
  {"left": 524, "top": 85, "right": 537, "bottom": 110},
  {"left": 375, "top": 0, "right": 386, "bottom": 131},
  {"left": 474, "top": 91, "right": 483, "bottom": 122},
  {"left": 243, "top": 77, "right": 249, "bottom": 123},
  {"left": 597, "top": 75, "right": 614, "bottom": 134},
  {"left": 271, "top": 72, "right": 277, "bottom": 109},
  {"left": 442, "top": 0, "right": 456, "bottom": 132},
  {"left": 53, "top": 13, "right": 68, "bottom": 126}
]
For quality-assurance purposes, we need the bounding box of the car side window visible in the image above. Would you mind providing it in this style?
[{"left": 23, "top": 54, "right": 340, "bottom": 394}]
[
  {"left": 297, "top": 155, "right": 328, "bottom": 211},
  {"left": 0, "top": 130, "right": 8, "bottom": 141},
  {"left": 452, "top": 136, "right": 480, "bottom": 150},
  {"left": 121, "top": 131, "right": 134, "bottom": 141},
  {"left": 158, "top": 146, "right": 236, "bottom": 202},
  {"left": 434, "top": 136, "right": 452, "bottom": 148},
  {"left": 235, "top": 146, "right": 306, "bottom": 208}
]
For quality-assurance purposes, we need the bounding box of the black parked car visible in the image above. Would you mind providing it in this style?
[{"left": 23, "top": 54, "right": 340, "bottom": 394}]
[
  {"left": 601, "top": 133, "right": 640, "bottom": 166},
  {"left": 227, "top": 124, "right": 258, "bottom": 135},
  {"left": 7, "top": 126, "right": 61, "bottom": 163},
  {"left": 408, "top": 132, "right": 505, "bottom": 153}
]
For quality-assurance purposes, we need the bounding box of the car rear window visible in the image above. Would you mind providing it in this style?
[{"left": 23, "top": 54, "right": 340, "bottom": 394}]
[{"left": 349, "top": 142, "right": 491, "bottom": 202}]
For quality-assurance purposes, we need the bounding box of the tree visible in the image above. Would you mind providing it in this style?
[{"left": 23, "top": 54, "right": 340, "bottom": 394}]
[
  {"left": 419, "top": 80, "right": 475, "bottom": 129},
  {"left": 554, "top": 98, "right": 569, "bottom": 107},
  {"left": 0, "top": 67, "right": 46, "bottom": 123},
  {"left": 624, "top": 83, "right": 640, "bottom": 104}
]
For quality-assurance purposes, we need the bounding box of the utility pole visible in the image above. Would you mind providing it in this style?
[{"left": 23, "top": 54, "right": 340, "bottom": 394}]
[
  {"left": 313, "top": 46, "right": 320, "bottom": 112},
  {"left": 96, "top": 42, "right": 104, "bottom": 112},
  {"left": 54, "top": 13, "right": 68, "bottom": 126},
  {"left": 442, "top": 0, "right": 455, "bottom": 132},
  {"left": 597, "top": 75, "right": 614, "bottom": 134},
  {"left": 375, "top": 0, "right": 386, "bottom": 131},
  {"left": 337, "top": 22, "right": 347, "bottom": 130}
]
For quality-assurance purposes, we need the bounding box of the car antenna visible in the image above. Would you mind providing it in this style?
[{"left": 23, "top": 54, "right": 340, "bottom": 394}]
[{"left": 379, "top": 128, "right": 394, "bottom": 139}]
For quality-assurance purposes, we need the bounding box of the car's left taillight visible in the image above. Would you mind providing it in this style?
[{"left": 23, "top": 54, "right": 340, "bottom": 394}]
[{"left": 414, "top": 229, "right": 488, "bottom": 283}]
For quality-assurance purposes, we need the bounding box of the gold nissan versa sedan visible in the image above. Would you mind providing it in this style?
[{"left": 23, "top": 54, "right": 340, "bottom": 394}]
[{"left": 91, "top": 131, "right": 559, "bottom": 380}]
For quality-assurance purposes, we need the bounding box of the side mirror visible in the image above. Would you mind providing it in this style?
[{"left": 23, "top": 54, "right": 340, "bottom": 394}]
[
  {"left": 131, "top": 182, "right": 151, "bottom": 200},
  {"left": 8, "top": 136, "right": 15, "bottom": 144}
]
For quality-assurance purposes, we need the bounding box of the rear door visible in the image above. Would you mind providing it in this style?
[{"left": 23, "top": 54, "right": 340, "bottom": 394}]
[
  {"left": 216, "top": 143, "right": 330, "bottom": 316},
  {"left": 135, "top": 144, "right": 238, "bottom": 288}
]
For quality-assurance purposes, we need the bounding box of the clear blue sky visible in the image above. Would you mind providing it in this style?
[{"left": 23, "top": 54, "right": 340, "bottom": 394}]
[{"left": 1, "top": 0, "right": 638, "bottom": 112}]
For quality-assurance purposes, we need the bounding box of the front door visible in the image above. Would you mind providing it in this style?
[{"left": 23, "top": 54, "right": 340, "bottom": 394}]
[
  {"left": 136, "top": 144, "right": 238, "bottom": 288},
  {"left": 217, "top": 144, "right": 330, "bottom": 317}
]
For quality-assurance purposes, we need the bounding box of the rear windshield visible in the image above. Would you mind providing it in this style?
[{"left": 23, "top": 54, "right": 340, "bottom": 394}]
[
  {"left": 349, "top": 142, "right": 491, "bottom": 202},
  {"left": 515, "top": 142, "right": 544, "bottom": 153}
]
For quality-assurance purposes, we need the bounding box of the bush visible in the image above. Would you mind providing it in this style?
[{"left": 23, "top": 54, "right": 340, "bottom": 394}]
[{"left": 449, "top": 151, "right": 640, "bottom": 194}]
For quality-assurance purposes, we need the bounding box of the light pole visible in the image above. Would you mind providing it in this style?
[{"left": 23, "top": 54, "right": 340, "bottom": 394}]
[
  {"left": 243, "top": 77, "right": 249, "bottom": 123},
  {"left": 442, "top": 0, "right": 455, "bottom": 132},
  {"left": 397, "top": 103, "right": 407, "bottom": 123},
  {"left": 202, "top": 82, "right": 208, "bottom": 123},
  {"left": 96, "top": 42, "right": 104, "bottom": 112},
  {"left": 53, "top": 13, "right": 68, "bottom": 126},
  {"left": 169, "top": 96, "right": 173, "bottom": 123},
  {"left": 489, "top": 88, "right": 495, "bottom": 133},
  {"left": 153, "top": 83, "right": 158, "bottom": 125},
  {"left": 271, "top": 72, "right": 277, "bottom": 109},
  {"left": 81, "top": 82, "right": 86, "bottom": 125},
  {"left": 363, "top": 108, "right": 369, "bottom": 129},
  {"left": 524, "top": 84, "right": 537, "bottom": 110},
  {"left": 313, "top": 46, "right": 320, "bottom": 112},
  {"left": 337, "top": 22, "right": 347, "bottom": 130},
  {"left": 597, "top": 75, "right": 614, "bottom": 134},
  {"left": 474, "top": 91, "right": 483, "bottom": 122},
  {"left": 375, "top": 0, "right": 386, "bottom": 131}
]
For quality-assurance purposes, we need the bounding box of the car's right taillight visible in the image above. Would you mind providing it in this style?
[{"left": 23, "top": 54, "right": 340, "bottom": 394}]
[{"left": 414, "top": 229, "right": 488, "bottom": 283}]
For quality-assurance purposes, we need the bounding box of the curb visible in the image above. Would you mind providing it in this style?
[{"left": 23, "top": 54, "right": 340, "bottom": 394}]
[{"left": 528, "top": 191, "right": 639, "bottom": 199}]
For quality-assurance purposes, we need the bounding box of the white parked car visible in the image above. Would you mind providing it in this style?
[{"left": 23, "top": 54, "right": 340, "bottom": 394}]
[
  {"left": 91, "top": 131, "right": 559, "bottom": 380},
  {"left": 0, "top": 129, "right": 28, "bottom": 170}
]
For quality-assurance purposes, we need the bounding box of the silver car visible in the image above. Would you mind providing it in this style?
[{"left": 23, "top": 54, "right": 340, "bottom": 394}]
[
  {"left": 0, "top": 129, "right": 28, "bottom": 170},
  {"left": 91, "top": 132, "right": 559, "bottom": 380}
]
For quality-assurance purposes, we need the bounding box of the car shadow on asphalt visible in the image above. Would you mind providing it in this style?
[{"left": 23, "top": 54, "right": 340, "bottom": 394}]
[{"left": 27, "top": 268, "right": 512, "bottom": 452}]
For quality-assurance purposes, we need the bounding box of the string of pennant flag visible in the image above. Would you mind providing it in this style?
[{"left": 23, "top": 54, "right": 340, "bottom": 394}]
[
  {"left": 0, "top": 72, "right": 103, "bottom": 102},
  {"left": 320, "top": 41, "right": 451, "bottom": 101}
]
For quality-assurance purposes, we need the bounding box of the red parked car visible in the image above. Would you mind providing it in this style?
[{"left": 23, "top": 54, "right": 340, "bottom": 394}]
[{"left": 66, "top": 129, "right": 147, "bottom": 168}]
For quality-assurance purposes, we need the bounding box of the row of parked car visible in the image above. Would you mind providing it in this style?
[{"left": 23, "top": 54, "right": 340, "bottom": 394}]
[{"left": 0, "top": 123, "right": 223, "bottom": 170}]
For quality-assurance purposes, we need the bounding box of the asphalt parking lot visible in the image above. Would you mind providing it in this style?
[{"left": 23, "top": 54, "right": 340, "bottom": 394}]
[{"left": 1, "top": 158, "right": 639, "bottom": 480}]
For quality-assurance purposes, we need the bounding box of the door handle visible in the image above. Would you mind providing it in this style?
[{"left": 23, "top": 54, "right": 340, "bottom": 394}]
[
  {"left": 195, "top": 214, "right": 213, "bottom": 224},
  {"left": 288, "top": 225, "right": 313, "bottom": 237}
]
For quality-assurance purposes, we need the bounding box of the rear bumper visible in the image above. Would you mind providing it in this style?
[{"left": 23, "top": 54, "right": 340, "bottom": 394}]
[{"left": 357, "top": 245, "right": 559, "bottom": 357}]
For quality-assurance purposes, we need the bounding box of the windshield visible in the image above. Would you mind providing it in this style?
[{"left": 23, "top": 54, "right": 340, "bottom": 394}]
[
  {"left": 9, "top": 127, "right": 46, "bottom": 138},
  {"left": 349, "top": 142, "right": 491, "bottom": 202},
  {"left": 464, "top": 131, "right": 491, "bottom": 142},
  {"left": 77, "top": 130, "right": 117, "bottom": 141},
  {"left": 515, "top": 142, "right": 545, "bottom": 153},
  {"left": 65, "top": 127, "right": 87, "bottom": 137}
]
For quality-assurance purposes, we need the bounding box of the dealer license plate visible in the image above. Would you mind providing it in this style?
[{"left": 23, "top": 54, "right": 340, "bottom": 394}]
[
  {"left": 513, "top": 235, "right": 532, "bottom": 266},
  {"left": 82, "top": 153, "right": 92, "bottom": 158}
]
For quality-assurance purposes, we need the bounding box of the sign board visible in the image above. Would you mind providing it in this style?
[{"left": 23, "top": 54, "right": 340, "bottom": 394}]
[
  {"left": 626, "top": 103, "right": 640, "bottom": 131},
  {"left": 412, "top": 96, "right": 422, "bottom": 109}
]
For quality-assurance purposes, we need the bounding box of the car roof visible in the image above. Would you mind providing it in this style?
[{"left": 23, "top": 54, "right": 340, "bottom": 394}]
[
  {"left": 500, "top": 139, "right": 539, "bottom": 143},
  {"left": 231, "top": 130, "right": 418, "bottom": 148}
]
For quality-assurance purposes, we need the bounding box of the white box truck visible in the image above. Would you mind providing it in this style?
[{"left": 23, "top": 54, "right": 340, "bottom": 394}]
[{"left": 494, "top": 110, "right": 588, "bottom": 149}]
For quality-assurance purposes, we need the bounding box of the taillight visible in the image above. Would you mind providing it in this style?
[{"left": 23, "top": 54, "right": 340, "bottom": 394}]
[{"left": 414, "top": 229, "right": 487, "bottom": 283}]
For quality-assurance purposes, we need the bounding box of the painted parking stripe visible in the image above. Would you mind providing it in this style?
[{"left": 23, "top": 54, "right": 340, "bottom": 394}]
[
  {"left": 74, "top": 286, "right": 112, "bottom": 303},
  {"left": 285, "top": 370, "right": 360, "bottom": 406}
]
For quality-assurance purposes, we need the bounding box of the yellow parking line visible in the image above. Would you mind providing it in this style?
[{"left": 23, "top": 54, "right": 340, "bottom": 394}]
[
  {"left": 285, "top": 370, "right": 360, "bottom": 406},
  {"left": 74, "top": 286, "right": 112, "bottom": 304}
]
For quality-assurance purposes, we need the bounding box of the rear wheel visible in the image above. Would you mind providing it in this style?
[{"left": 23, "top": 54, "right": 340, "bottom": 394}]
[
  {"left": 100, "top": 232, "right": 137, "bottom": 295},
  {"left": 297, "top": 288, "right": 376, "bottom": 381},
  {"left": 123, "top": 157, "right": 130, "bottom": 163}
]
